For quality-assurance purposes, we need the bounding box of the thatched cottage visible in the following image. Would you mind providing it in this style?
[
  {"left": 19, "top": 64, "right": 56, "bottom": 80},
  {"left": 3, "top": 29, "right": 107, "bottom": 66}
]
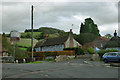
[
  {"left": 34, "top": 29, "right": 82, "bottom": 52},
  {"left": 104, "top": 30, "right": 120, "bottom": 51}
]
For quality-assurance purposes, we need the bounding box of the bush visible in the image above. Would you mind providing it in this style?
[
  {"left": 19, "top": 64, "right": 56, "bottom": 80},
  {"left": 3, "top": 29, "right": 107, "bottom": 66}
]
[
  {"left": 97, "top": 49, "right": 119, "bottom": 58},
  {"left": 63, "top": 47, "right": 84, "bottom": 55},
  {"left": 87, "top": 47, "right": 95, "bottom": 54},
  {"left": 2, "top": 36, "right": 28, "bottom": 59},
  {"left": 27, "top": 46, "right": 35, "bottom": 52}
]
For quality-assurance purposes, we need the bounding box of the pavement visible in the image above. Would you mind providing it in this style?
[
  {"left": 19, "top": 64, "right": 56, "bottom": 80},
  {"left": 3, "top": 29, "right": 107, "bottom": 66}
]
[{"left": 2, "top": 59, "right": 120, "bottom": 78}]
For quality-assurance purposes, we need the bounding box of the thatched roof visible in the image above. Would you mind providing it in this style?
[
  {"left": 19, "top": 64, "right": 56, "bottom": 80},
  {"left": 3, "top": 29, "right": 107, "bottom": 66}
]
[
  {"left": 34, "top": 39, "right": 46, "bottom": 48},
  {"left": 104, "top": 30, "right": 120, "bottom": 48},
  {"left": 34, "top": 36, "right": 68, "bottom": 48},
  {"left": 41, "top": 36, "right": 68, "bottom": 46},
  {"left": 104, "top": 36, "right": 120, "bottom": 48}
]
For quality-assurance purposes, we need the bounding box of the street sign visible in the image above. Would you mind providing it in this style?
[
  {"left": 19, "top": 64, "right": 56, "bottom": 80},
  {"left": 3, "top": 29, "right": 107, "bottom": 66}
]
[
  {"left": 10, "top": 37, "right": 21, "bottom": 42},
  {"left": 10, "top": 30, "right": 21, "bottom": 42},
  {"left": 10, "top": 30, "right": 21, "bottom": 62}
]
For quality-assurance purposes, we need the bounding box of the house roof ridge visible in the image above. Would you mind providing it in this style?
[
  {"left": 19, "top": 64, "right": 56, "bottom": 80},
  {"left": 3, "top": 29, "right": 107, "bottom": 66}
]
[{"left": 41, "top": 35, "right": 68, "bottom": 47}]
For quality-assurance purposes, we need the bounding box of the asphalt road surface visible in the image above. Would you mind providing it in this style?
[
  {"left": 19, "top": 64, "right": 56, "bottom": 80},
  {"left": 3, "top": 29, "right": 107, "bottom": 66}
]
[{"left": 2, "top": 59, "right": 120, "bottom": 78}]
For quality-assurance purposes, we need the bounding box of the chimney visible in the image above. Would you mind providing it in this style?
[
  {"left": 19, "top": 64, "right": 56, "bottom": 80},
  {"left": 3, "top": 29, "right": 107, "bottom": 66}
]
[
  {"left": 69, "top": 29, "right": 73, "bottom": 47},
  {"left": 114, "top": 30, "right": 117, "bottom": 37},
  {"left": 70, "top": 29, "right": 72, "bottom": 33}
]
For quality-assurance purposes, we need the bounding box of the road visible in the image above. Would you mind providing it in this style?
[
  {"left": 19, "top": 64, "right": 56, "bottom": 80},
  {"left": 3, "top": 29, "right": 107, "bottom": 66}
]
[{"left": 2, "top": 59, "right": 120, "bottom": 78}]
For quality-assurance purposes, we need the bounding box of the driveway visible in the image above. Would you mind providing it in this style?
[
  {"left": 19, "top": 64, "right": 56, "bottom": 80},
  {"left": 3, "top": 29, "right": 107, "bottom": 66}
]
[{"left": 2, "top": 59, "right": 119, "bottom": 78}]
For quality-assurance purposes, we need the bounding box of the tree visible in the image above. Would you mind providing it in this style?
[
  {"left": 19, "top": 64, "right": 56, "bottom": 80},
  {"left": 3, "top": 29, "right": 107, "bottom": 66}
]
[
  {"left": 27, "top": 46, "right": 35, "bottom": 52},
  {"left": 35, "top": 32, "right": 45, "bottom": 40},
  {"left": 2, "top": 35, "right": 28, "bottom": 58},
  {"left": 26, "top": 33, "right": 31, "bottom": 38},
  {"left": 80, "top": 18, "right": 100, "bottom": 36},
  {"left": 78, "top": 18, "right": 100, "bottom": 45},
  {"left": 2, "top": 32, "right": 6, "bottom": 37},
  {"left": 77, "top": 33, "right": 97, "bottom": 45}
]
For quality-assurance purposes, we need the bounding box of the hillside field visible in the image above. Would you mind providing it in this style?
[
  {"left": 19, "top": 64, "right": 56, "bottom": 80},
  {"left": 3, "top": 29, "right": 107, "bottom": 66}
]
[
  {"left": 7, "top": 38, "right": 38, "bottom": 50},
  {"left": 21, "top": 32, "right": 42, "bottom": 38}
]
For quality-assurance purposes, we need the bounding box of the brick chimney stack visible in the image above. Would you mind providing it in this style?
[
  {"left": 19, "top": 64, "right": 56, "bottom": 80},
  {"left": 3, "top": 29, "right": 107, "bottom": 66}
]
[
  {"left": 69, "top": 29, "right": 73, "bottom": 47},
  {"left": 114, "top": 30, "right": 117, "bottom": 37},
  {"left": 70, "top": 29, "right": 72, "bottom": 33}
]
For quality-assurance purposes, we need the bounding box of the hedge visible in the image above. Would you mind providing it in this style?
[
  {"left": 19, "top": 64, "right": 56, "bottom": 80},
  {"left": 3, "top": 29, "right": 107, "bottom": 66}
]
[
  {"left": 63, "top": 47, "right": 84, "bottom": 55},
  {"left": 27, "top": 50, "right": 75, "bottom": 57},
  {"left": 97, "top": 49, "right": 119, "bottom": 58}
]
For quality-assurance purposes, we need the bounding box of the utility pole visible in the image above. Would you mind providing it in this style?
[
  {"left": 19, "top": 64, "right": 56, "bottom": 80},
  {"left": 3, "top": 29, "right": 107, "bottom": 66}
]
[
  {"left": 13, "top": 41, "right": 15, "bottom": 63},
  {"left": 31, "top": 5, "right": 34, "bottom": 61}
]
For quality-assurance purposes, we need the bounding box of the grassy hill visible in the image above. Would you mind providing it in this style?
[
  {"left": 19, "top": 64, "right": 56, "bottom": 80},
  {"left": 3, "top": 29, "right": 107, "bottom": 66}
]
[
  {"left": 21, "top": 32, "right": 60, "bottom": 38},
  {"left": 25, "top": 27, "right": 65, "bottom": 34},
  {"left": 21, "top": 32, "right": 42, "bottom": 38},
  {"left": 5, "top": 27, "right": 65, "bottom": 38},
  {"left": 7, "top": 38, "right": 38, "bottom": 51}
]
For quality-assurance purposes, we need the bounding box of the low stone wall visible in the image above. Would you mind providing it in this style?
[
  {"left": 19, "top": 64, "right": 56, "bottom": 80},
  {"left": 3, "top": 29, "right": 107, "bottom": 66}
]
[
  {"left": 77, "top": 54, "right": 92, "bottom": 59},
  {"left": 91, "top": 54, "right": 100, "bottom": 61},
  {"left": 55, "top": 55, "right": 75, "bottom": 62},
  {"left": 77, "top": 54, "right": 100, "bottom": 61},
  {"left": 2, "top": 56, "right": 14, "bottom": 63}
]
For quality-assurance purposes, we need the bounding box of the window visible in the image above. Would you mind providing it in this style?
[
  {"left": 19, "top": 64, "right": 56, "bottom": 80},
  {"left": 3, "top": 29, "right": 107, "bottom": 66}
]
[
  {"left": 118, "top": 53, "right": 120, "bottom": 56},
  {"left": 111, "top": 53, "right": 117, "bottom": 56},
  {"left": 107, "top": 53, "right": 113, "bottom": 56},
  {"left": 104, "top": 53, "right": 108, "bottom": 56},
  {"left": 108, "top": 53, "right": 116, "bottom": 56}
]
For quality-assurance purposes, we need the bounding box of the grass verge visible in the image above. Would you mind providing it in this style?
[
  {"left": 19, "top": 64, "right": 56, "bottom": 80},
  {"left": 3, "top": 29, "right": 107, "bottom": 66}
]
[
  {"left": 43, "top": 59, "right": 55, "bottom": 62},
  {"left": 27, "top": 61, "right": 43, "bottom": 64}
]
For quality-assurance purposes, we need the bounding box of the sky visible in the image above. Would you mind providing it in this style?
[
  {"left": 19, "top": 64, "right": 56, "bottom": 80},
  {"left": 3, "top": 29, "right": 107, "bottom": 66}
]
[{"left": 1, "top": 0, "right": 120, "bottom": 36}]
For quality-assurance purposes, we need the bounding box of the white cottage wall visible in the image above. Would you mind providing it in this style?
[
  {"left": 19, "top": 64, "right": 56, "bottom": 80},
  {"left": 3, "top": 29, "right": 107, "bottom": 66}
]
[
  {"left": 42, "top": 44, "right": 64, "bottom": 51},
  {"left": 35, "top": 47, "right": 41, "bottom": 52},
  {"left": 64, "top": 37, "right": 70, "bottom": 48},
  {"left": 64, "top": 37, "right": 81, "bottom": 48},
  {"left": 73, "top": 39, "right": 80, "bottom": 47}
]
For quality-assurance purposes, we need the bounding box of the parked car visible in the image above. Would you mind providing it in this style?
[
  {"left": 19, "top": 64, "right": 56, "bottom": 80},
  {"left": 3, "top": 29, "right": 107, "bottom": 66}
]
[{"left": 102, "top": 52, "right": 120, "bottom": 63}]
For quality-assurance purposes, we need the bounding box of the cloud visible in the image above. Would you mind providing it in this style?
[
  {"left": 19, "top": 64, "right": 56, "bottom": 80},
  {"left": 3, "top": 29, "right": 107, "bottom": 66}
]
[
  {"left": 1, "top": 1, "right": 118, "bottom": 36},
  {"left": 98, "top": 23, "right": 118, "bottom": 36}
]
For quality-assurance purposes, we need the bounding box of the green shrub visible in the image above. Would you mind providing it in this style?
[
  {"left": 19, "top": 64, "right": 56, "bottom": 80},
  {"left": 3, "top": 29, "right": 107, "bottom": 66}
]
[
  {"left": 27, "top": 61, "right": 43, "bottom": 64},
  {"left": 87, "top": 47, "right": 95, "bottom": 54},
  {"left": 63, "top": 47, "right": 84, "bottom": 55},
  {"left": 97, "top": 49, "right": 119, "bottom": 58},
  {"left": 43, "top": 59, "right": 55, "bottom": 62},
  {"left": 2, "top": 36, "right": 28, "bottom": 59},
  {"left": 27, "top": 46, "right": 35, "bottom": 52}
]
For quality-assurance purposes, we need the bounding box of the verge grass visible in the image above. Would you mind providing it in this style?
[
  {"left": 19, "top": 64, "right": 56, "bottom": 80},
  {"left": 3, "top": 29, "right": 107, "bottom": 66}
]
[{"left": 27, "top": 61, "right": 43, "bottom": 64}]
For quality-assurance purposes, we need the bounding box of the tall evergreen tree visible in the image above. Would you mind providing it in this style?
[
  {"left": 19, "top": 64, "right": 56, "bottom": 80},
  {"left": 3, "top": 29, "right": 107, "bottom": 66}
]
[
  {"left": 78, "top": 18, "right": 100, "bottom": 45},
  {"left": 80, "top": 18, "right": 100, "bottom": 35}
]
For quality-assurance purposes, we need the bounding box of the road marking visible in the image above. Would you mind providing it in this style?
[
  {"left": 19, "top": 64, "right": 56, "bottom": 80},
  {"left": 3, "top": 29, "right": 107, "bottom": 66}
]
[
  {"left": 113, "top": 67, "right": 119, "bottom": 68},
  {"left": 105, "top": 66, "right": 111, "bottom": 68},
  {"left": 44, "top": 75, "right": 48, "bottom": 76}
]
